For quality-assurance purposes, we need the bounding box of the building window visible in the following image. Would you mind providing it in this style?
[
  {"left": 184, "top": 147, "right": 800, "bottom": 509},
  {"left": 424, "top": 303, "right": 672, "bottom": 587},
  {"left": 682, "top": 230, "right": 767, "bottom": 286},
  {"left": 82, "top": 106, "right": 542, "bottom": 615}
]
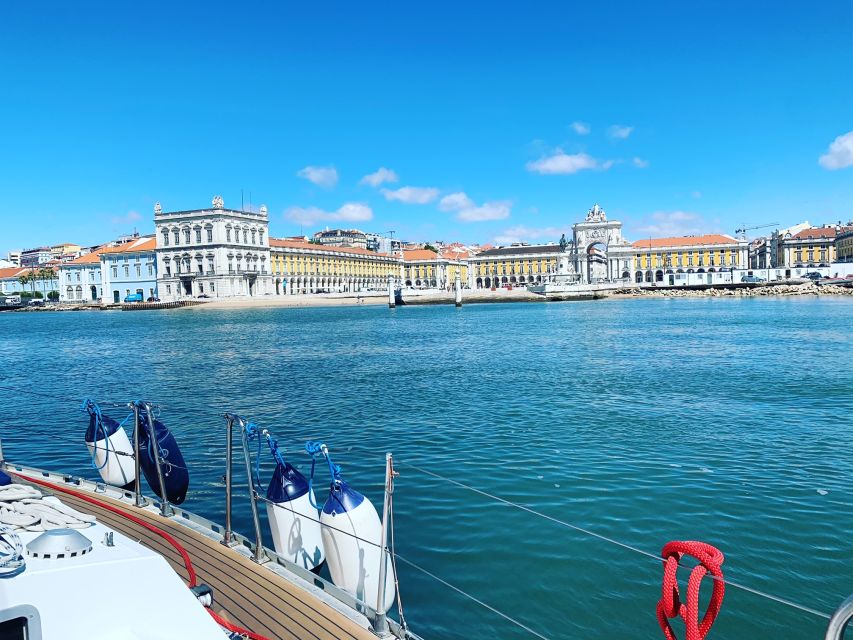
[
  {"left": 195, "top": 228, "right": 202, "bottom": 243},
  {"left": 165, "top": 263, "right": 171, "bottom": 276},
  {"left": 135, "top": 265, "right": 141, "bottom": 277},
  {"left": 206, "top": 227, "right": 213, "bottom": 242},
  {"left": 148, "top": 265, "right": 153, "bottom": 276},
  {"left": 162, "top": 230, "right": 169, "bottom": 246},
  {"left": 226, "top": 227, "right": 232, "bottom": 242},
  {"left": 228, "top": 259, "right": 233, "bottom": 273},
  {"left": 687, "top": 255, "right": 693, "bottom": 266},
  {"left": 123, "top": 265, "right": 129, "bottom": 277},
  {"left": 184, "top": 228, "right": 191, "bottom": 244},
  {"left": 112, "top": 267, "right": 118, "bottom": 278},
  {"left": 243, "top": 229, "right": 248, "bottom": 244},
  {"left": 259, "top": 230, "right": 264, "bottom": 245},
  {"left": 149, "top": 288, "right": 154, "bottom": 297},
  {"left": 207, "top": 257, "right": 214, "bottom": 273},
  {"left": 166, "top": 284, "right": 171, "bottom": 294},
  {"left": 251, "top": 230, "right": 256, "bottom": 244},
  {"left": 210, "top": 282, "right": 215, "bottom": 292}
]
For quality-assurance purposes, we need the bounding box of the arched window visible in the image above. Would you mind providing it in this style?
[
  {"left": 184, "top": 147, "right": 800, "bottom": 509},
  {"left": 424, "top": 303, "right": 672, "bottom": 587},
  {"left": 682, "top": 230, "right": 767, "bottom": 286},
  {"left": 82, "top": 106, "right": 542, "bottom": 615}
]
[
  {"left": 66, "top": 286, "right": 73, "bottom": 299},
  {"left": 75, "top": 285, "right": 82, "bottom": 299}
]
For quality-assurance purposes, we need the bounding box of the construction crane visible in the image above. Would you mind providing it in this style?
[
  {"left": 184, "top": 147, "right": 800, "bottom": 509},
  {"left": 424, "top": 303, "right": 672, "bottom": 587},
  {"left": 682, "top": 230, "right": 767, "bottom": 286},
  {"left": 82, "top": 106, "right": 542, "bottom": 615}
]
[{"left": 735, "top": 223, "right": 778, "bottom": 240}]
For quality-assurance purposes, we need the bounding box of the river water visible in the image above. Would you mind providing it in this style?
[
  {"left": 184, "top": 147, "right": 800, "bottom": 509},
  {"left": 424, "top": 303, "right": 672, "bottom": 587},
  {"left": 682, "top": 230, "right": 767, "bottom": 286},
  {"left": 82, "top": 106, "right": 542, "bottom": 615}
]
[{"left": 1, "top": 297, "right": 851, "bottom": 639}]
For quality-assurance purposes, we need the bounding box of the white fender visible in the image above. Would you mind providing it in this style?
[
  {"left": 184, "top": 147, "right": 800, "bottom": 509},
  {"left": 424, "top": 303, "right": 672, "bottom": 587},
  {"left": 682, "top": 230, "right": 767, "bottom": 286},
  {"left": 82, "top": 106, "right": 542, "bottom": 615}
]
[
  {"left": 321, "top": 482, "right": 395, "bottom": 613},
  {"left": 86, "top": 428, "right": 136, "bottom": 488},
  {"left": 266, "top": 492, "right": 325, "bottom": 571}
]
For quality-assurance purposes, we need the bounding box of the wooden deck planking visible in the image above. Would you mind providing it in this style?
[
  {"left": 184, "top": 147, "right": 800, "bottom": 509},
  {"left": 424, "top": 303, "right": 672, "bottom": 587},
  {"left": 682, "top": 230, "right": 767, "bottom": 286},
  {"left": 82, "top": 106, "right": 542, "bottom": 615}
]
[{"left": 33, "top": 482, "right": 376, "bottom": 640}]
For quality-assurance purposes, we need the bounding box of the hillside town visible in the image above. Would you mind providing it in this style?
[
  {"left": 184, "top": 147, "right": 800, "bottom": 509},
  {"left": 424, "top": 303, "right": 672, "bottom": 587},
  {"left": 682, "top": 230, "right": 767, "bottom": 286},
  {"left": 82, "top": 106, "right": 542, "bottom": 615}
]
[{"left": 2, "top": 197, "right": 852, "bottom": 306}]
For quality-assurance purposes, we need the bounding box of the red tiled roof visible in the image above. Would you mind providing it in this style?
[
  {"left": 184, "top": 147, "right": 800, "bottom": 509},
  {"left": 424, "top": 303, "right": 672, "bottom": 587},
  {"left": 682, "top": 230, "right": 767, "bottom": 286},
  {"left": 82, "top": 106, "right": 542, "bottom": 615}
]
[
  {"left": 269, "top": 238, "right": 393, "bottom": 257},
  {"left": 66, "top": 251, "right": 104, "bottom": 265},
  {"left": 403, "top": 249, "right": 438, "bottom": 261},
  {"left": 631, "top": 234, "right": 738, "bottom": 249},
  {"left": 100, "top": 237, "right": 156, "bottom": 254},
  {"left": 0, "top": 266, "right": 57, "bottom": 279},
  {"left": 791, "top": 226, "right": 852, "bottom": 240}
]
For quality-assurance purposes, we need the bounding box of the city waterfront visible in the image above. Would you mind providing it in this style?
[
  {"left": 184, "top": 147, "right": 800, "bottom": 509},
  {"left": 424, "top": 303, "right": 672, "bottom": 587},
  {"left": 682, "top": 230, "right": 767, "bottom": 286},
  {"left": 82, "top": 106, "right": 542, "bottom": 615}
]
[{"left": 1, "top": 298, "right": 851, "bottom": 639}]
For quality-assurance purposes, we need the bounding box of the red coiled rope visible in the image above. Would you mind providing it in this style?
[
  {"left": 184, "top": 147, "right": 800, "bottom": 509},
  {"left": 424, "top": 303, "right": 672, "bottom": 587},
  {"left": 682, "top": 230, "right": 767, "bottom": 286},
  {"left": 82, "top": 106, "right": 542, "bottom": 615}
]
[
  {"left": 657, "top": 540, "right": 725, "bottom": 640},
  {"left": 14, "top": 473, "right": 271, "bottom": 640}
]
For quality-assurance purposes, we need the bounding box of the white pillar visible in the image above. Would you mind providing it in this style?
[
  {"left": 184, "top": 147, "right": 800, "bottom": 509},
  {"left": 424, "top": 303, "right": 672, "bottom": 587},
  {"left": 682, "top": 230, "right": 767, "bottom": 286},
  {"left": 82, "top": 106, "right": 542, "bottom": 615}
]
[
  {"left": 455, "top": 273, "right": 462, "bottom": 307},
  {"left": 388, "top": 278, "right": 395, "bottom": 308}
]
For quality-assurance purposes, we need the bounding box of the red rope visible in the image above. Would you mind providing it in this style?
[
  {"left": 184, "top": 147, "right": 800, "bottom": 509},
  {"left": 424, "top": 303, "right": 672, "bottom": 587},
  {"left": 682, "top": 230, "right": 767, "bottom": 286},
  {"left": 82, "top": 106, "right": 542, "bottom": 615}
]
[
  {"left": 656, "top": 540, "right": 725, "bottom": 640},
  {"left": 13, "top": 473, "right": 271, "bottom": 640}
]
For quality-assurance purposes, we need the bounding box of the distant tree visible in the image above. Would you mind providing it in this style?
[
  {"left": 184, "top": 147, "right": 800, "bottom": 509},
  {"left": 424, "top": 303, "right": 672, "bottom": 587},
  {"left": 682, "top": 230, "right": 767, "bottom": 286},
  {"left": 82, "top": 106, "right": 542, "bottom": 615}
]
[
  {"left": 47, "top": 290, "right": 59, "bottom": 301},
  {"left": 17, "top": 272, "right": 35, "bottom": 297},
  {"left": 37, "top": 268, "right": 55, "bottom": 297},
  {"left": 423, "top": 243, "right": 438, "bottom": 253}
]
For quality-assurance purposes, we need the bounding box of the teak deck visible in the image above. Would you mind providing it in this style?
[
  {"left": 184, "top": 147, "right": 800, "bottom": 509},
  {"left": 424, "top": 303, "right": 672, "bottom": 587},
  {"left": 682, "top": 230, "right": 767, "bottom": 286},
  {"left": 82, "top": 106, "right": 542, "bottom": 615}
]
[{"left": 30, "top": 478, "right": 376, "bottom": 640}]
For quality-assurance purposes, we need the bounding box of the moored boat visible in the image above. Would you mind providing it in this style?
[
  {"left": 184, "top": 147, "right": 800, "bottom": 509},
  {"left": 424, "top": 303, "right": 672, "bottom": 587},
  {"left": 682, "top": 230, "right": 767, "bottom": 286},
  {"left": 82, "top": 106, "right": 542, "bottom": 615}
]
[{"left": 0, "top": 400, "right": 417, "bottom": 640}]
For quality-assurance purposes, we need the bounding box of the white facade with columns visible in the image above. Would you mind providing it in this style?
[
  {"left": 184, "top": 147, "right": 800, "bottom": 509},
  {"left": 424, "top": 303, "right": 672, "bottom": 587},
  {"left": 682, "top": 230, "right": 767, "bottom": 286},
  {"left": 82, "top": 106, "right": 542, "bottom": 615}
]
[{"left": 154, "top": 196, "right": 272, "bottom": 301}]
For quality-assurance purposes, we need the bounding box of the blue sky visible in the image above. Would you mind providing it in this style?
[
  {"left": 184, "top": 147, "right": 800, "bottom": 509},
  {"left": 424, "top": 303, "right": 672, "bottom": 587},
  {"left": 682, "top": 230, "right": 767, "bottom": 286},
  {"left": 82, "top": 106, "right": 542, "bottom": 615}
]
[{"left": 1, "top": 1, "right": 852, "bottom": 255}]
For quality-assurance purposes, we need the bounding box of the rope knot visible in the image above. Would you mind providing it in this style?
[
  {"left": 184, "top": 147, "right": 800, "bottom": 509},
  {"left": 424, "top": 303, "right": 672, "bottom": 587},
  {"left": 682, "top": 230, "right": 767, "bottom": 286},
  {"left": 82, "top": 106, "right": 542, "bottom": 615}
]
[{"left": 656, "top": 540, "right": 725, "bottom": 640}]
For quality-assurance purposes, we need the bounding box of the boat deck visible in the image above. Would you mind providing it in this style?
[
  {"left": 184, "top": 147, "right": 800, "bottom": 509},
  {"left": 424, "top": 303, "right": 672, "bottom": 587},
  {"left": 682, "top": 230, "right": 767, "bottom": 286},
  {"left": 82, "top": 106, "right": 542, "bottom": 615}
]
[{"left": 14, "top": 475, "right": 377, "bottom": 640}]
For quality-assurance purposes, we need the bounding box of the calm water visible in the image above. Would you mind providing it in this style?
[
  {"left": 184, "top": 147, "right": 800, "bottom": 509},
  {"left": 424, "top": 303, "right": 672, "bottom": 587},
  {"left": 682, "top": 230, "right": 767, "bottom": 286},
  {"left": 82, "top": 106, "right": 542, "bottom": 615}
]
[{"left": 1, "top": 298, "right": 852, "bottom": 639}]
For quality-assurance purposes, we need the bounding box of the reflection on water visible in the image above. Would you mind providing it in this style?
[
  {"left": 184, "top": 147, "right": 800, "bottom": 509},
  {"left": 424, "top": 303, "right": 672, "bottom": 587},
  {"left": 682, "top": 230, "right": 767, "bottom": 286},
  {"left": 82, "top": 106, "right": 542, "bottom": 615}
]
[{"left": 1, "top": 297, "right": 851, "bottom": 639}]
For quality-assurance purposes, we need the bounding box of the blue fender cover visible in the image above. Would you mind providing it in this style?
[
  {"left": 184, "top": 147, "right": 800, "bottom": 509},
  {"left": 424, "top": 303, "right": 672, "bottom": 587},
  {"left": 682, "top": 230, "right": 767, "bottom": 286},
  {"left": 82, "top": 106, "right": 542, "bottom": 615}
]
[
  {"left": 136, "top": 407, "right": 190, "bottom": 505},
  {"left": 267, "top": 461, "right": 310, "bottom": 503}
]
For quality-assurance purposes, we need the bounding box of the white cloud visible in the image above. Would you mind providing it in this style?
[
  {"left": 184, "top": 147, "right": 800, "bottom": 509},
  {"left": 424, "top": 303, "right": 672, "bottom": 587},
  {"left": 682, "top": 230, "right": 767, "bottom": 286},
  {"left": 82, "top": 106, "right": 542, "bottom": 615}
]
[
  {"left": 494, "top": 225, "right": 568, "bottom": 245},
  {"left": 608, "top": 125, "right": 633, "bottom": 140},
  {"left": 380, "top": 186, "right": 440, "bottom": 204},
  {"left": 439, "top": 192, "right": 474, "bottom": 212},
  {"left": 359, "top": 167, "right": 399, "bottom": 187},
  {"left": 525, "top": 150, "right": 611, "bottom": 175},
  {"left": 632, "top": 157, "right": 649, "bottom": 168},
  {"left": 284, "top": 202, "right": 372, "bottom": 226},
  {"left": 570, "top": 121, "right": 590, "bottom": 135},
  {"left": 111, "top": 210, "right": 141, "bottom": 225},
  {"left": 439, "top": 191, "right": 511, "bottom": 222},
  {"left": 634, "top": 211, "right": 719, "bottom": 237},
  {"left": 457, "top": 201, "right": 512, "bottom": 222},
  {"left": 819, "top": 130, "right": 853, "bottom": 170},
  {"left": 297, "top": 165, "right": 339, "bottom": 188}
]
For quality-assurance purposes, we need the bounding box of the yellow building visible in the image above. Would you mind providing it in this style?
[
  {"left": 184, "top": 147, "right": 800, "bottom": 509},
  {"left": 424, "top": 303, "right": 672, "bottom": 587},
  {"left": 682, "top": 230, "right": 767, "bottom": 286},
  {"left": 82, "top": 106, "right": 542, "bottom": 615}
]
[
  {"left": 269, "top": 239, "right": 401, "bottom": 294},
  {"left": 780, "top": 225, "right": 852, "bottom": 267},
  {"left": 402, "top": 249, "right": 469, "bottom": 289},
  {"left": 622, "top": 234, "right": 747, "bottom": 283},
  {"left": 837, "top": 228, "right": 853, "bottom": 263},
  {"left": 467, "top": 245, "right": 560, "bottom": 288}
]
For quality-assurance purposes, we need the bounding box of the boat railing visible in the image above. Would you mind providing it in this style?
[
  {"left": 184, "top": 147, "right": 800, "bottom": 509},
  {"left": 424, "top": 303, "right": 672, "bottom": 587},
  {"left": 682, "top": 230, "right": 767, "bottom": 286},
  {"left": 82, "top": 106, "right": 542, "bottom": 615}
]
[
  {"left": 221, "top": 413, "right": 405, "bottom": 636},
  {"left": 131, "top": 400, "right": 172, "bottom": 517},
  {"left": 222, "top": 413, "right": 265, "bottom": 563}
]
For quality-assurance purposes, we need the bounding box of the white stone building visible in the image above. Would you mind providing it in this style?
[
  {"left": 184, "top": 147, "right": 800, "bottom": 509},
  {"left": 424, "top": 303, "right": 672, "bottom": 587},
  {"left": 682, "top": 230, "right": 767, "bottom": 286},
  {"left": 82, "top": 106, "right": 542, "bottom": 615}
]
[{"left": 155, "top": 196, "right": 272, "bottom": 300}]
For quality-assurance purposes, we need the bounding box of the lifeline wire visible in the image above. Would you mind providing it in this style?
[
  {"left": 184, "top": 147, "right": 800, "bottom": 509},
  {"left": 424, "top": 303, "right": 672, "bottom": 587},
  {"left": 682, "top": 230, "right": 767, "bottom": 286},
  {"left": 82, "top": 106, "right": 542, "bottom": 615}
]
[
  {"left": 394, "top": 553, "right": 550, "bottom": 640},
  {"left": 401, "top": 461, "right": 832, "bottom": 622}
]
